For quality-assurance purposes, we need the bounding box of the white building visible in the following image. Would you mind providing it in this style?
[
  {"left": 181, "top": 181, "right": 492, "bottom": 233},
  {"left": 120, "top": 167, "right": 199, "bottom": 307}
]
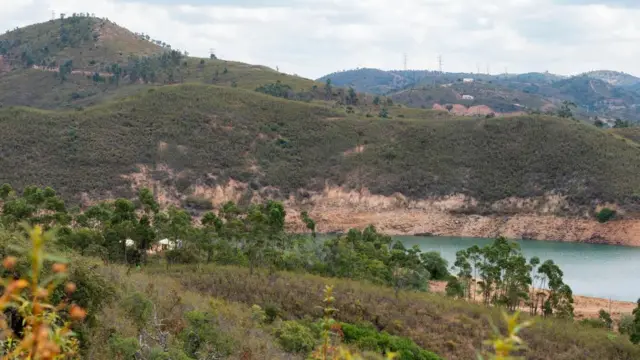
[
  {"left": 463, "top": 78, "right": 474, "bottom": 83},
  {"left": 462, "top": 95, "right": 475, "bottom": 100}
]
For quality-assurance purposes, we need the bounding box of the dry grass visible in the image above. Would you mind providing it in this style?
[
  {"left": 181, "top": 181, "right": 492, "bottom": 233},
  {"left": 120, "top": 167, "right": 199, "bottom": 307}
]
[
  {"left": 153, "top": 264, "right": 640, "bottom": 360},
  {"left": 87, "top": 264, "right": 299, "bottom": 360}
]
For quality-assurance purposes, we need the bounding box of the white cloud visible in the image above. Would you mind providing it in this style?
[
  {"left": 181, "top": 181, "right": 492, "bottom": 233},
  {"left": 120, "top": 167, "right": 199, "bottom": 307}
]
[{"left": 1, "top": 0, "right": 640, "bottom": 78}]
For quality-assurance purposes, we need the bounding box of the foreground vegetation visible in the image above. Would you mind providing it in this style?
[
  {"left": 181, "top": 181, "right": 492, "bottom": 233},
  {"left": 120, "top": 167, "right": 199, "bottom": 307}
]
[{"left": 0, "top": 184, "right": 638, "bottom": 359}]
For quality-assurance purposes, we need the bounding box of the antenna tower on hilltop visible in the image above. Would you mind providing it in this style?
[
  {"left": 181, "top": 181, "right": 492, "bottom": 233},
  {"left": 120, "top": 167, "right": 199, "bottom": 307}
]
[
  {"left": 438, "top": 55, "right": 443, "bottom": 74},
  {"left": 52, "top": 11, "right": 56, "bottom": 20},
  {"left": 403, "top": 53, "right": 408, "bottom": 71}
]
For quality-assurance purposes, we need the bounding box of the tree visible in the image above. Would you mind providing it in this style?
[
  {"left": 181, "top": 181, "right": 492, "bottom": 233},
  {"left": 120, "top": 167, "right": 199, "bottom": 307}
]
[
  {"left": 347, "top": 87, "right": 358, "bottom": 105},
  {"left": 630, "top": 299, "right": 640, "bottom": 344},
  {"left": 373, "top": 96, "right": 380, "bottom": 106},
  {"left": 614, "top": 118, "right": 630, "bottom": 128},
  {"left": 557, "top": 101, "right": 576, "bottom": 119},
  {"left": 445, "top": 104, "right": 453, "bottom": 112},
  {"left": 324, "top": 79, "right": 332, "bottom": 100},
  {"left": 378, "top": 107, "right": 389, "bottom": 118},
  {"left": 388, "top": 242, "right": 428, "bottom": 298},
  {"left": 598, "top": 309, "right": 613, "bottom": 329},
  {"left": 420, "top": 251, "right": 449, "bottom": 280},
  {"left": 593, "top": 117, "right": 605, "bottom": 128},
  {"left": 300, "top": 211, "right": 316, "bottom": 238}
]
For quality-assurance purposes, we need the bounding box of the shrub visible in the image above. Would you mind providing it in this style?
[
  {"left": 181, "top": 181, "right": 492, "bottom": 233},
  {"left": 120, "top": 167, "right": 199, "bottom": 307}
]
[
  {"left": 122, "top": 292, "right": 153, "bottom": 330},
  {"left": 619, "top": 315, "right": 634, "bottom": 335},
  {"left": 179, "top": 310, "right": 236, "bottom": 358},
  {"left": 445, "top": 276, "right": 465, "bottom": 298},
  {"left": 596, "top": 208, "right": 616, "bottom": 223},
  {"left": 276, "top": 321, "right": 316, "bottom": 353},
  {"left": 340, "top": 322, "right": 442, "bottom": 360},
  {"left": 264, "top": 303, "right": 282, "bottom": 323},
  {"left": 182, "top": 195, "right": 213, "bottom": 210},
  {"left": 109, "top": 335, "right": 139, "bottom": 359}
]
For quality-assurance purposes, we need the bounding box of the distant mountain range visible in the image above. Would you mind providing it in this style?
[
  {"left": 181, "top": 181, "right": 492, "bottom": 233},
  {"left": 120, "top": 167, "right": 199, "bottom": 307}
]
[{"left": 318, "top": 69, "right": 640, "bottom": 122}]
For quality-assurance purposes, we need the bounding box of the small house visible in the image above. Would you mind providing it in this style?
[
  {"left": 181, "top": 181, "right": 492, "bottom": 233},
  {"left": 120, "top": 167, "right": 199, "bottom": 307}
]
[
  {"left": 463, "top": 78, "right": 474, "bottom": 83},
  {"left": 462, "top": 95, "right": 475, "bottom": 100}
]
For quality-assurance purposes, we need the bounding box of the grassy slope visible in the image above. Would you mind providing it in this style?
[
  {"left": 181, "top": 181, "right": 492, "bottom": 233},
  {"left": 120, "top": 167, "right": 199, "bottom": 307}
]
[
  {"left": 1, "top": 84, "right": 640, "bottom": 210},
  {"left": 0, "top": 57, "right": 322, "bottom": 109},
  {"left": 609, "top": 127, "right": 640, "bottom": 144},
  {"left": 0, "top": 16, "right": 322, "bottom": 109},
  {"left": 156, "top": 264, "right": 640, "bottom": 360}
]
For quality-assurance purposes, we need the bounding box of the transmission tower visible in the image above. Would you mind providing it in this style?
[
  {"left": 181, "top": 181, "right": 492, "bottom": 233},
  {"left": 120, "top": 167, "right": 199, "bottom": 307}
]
[
  {"left": 438, "top": 55, "right": 443, "bottom": 74},
  {"left": 52, "top": 11, "right": 56, "bottom": 20},
  {"left": 403, "top": 53, "right": 408, "bottom": 71}
]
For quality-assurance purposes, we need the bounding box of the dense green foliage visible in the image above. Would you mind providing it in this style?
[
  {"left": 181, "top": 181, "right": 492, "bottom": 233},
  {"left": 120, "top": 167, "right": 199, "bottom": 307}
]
[
  {"left": 596, "top": 207, "right": 616, "bottom": 223},
  {"left": 448, "top": 238, "right": 574, "bottom": 318},
  {"left": 339, "top": 322, "right": 442, "bottom": 360}
]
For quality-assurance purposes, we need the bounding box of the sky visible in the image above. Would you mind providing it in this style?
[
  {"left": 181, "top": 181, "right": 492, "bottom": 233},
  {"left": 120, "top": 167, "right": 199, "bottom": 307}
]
[{"left": 2, "top": 0, "right": 640, "bottom": 79}]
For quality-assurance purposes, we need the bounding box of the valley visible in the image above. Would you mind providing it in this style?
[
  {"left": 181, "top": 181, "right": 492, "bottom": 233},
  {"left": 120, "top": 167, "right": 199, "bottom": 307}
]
[{"left": 0, "top": 14, "right": 640, "bottom": 360}]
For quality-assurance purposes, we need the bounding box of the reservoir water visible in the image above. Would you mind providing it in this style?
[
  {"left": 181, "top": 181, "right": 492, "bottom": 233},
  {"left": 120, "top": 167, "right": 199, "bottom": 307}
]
[{"left": 398, "top": 236, "right": 640, "bottom": 301}]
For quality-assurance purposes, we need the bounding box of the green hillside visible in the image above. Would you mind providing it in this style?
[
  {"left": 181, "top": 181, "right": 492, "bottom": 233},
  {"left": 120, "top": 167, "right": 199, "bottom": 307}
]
[
  {"left": 1, "top": 84, "right": 640, "bottom": 212},
  {"left": 0, "top": 15, "right": 325, "bottom": 110},
  {"left": 0, "top": 15, "right": 163, "bottom": 70}
]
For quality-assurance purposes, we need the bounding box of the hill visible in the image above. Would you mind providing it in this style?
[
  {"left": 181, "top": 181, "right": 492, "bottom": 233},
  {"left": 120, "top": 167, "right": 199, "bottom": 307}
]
[
  {"left": 583, "top": 70, "right": 640, "bottom": 87},
  {"left": 1, "top": 84, "right": 640, "bottom": 213},
  {"left": 319, "top": 68, "right": 640, "bottom": 122},
  {"left": 0, "top": 15, "right": 323, "bottom": 109},
  {"left": 0, "top": 15, "right": 163, "bottom": 70}
]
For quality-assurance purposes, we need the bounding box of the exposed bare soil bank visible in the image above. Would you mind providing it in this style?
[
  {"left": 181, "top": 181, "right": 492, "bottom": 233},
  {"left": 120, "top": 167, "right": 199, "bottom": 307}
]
[
  {"left": 123, "top": 166, "right": 640, "bottom": 247},
  {"left": 282, "top": 186, "right": 640, "bottom": 247}
]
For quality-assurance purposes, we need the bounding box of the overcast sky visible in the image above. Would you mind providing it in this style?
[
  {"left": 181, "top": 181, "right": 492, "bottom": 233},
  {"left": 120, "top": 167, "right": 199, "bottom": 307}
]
[{"left": 2, "top": 0, "right": 640, "bottom": 79}]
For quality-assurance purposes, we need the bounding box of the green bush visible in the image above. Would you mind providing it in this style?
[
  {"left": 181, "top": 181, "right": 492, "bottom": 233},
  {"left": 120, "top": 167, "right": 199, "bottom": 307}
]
[
  {"left": 108, "top": 336, "right": 139, "bottom": 359},
  {"left": 264, "top": 303, "right": 282, "bottom": 324},
  {"left": 276, "top": 321, "right": 316, "bottom": 353},
  {"left": 122, "top": 292, "right": 153, "bottom": 330},
  {"left": 619, "top": 315, "right": 634, "bottom": 335},
  {"left": 179, "top": 310, "right": 236, "bottom": 358},
  {"left": 596, "top": 208, "right": 616, "bottom": 223},
  {"left": 340, "top": 322, "right": 443, "bottom": 360}
]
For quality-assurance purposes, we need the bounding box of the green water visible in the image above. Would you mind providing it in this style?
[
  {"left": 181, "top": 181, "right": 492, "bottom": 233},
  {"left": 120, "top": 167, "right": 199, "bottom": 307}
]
[{"left": 398, "top": 236, "right": 640, "bottom": 301}]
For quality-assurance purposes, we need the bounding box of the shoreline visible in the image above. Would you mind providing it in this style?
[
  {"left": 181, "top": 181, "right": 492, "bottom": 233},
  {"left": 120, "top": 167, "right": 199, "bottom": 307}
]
[
  {"left": 287, "top": 208, "right": 640, "bottom": 247},
  {"left": 428, "top": 281, "right": 637, "bottom": 321}
]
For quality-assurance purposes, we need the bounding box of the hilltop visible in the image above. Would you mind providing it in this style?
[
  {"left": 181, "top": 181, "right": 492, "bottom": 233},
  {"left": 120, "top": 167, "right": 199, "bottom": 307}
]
[
  {"left": 319, "top": 68, "right": 640, "bottom": 122},
  {"left": 0, "top": 15, "right": 323, "bottom": 109}
]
